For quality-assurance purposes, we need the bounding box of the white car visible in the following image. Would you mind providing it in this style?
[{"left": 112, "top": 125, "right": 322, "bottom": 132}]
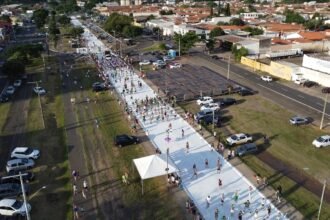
[
  {"left": 226, "top": 133, "right": 253, "bottom": 146},
  {"left": 153, "top": 60, "right": 166, "bottom": 67},
  {"left": 294, "top": 78, "right": 307, "bottom": 85},
  {"left": 6, "top": 159, "right": 35, "bottom": 173},
  {"left": 139, "top": 60, "right": 150, "bottom": 66},
  {"left": 196, "top": 96, "right": 213, "bottom": 106},
  {"left": 163, "top": 56, "right": 174, "bottom": 62},
  {"left": 200, "top": 103, "right": 220, "bottom": 112},
  {"left": 312, "top": 135, "right": 330, "bottom": 148},
  {"left": 11, "top": 147, "right": 40, "bottom": 160},
  {"left": 5, "top": 86, "right": 15, "bottom": 95},
  {"left": 13, "top": 80, "right": 22, "bottom": 87},
  {"left": 33, "top": 86, "right": 46, "bottom": 95},
  {"left": 261, "top": 75, "right": 273, "bottom": 82},
  {"left": 0, "top": 199, "right": 31, "bottom": 217},
  {"left": 169, "top": 63, "right": 182, "bottom": 69}
]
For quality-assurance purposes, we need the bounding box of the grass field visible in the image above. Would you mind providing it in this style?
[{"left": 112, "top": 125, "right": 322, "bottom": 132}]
[
  {"left": 142, "top": 42, "right": 166, "bottom": 52},
  {"left": 180, "top": 94, "right": 330, "bottom": 219},
  {"left": 25, "top": 56, "right": 72, "bottom": 219},
  {"left": 69, "top": 61, "right": 185, "bottom": 219}
]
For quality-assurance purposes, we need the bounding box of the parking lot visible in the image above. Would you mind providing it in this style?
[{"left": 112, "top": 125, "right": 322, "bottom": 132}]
[{"left": 147, "top": 64, "right": 242, "bottom": 101}]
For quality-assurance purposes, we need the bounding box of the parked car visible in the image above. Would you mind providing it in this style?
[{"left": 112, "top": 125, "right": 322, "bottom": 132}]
[
  {"left": 6, "top": 159, "right": 35, "bottom": 173},
  {"left": 200, "top": 103, "right": 220, "bottom": 112},
  {"left": 289, "top": 116, "right": 309, "bottom": 125},
  {"left": 196, "top": 96, "right": 213, "bottom": 106},
  {"left": 13, "top": 80, "right": 22, "bottom": 87},
  {"left": 92, "top": 82, "right": 107, "bottom": 92},
  {"left": 139, "top": 60, "right": 150, "bottom": 66},
  {"left": 169, "top": 62, "right": 182, "bottom": 69},
  {"left": 196, "top": 109, "right": 215, "bottom": 122},
  {"left": 0, "top": 183, "right": 28, "bottom": 199},
  {"left": 11, "top": 147, "right": 40, "bottom": 160},
  {"left": 5, "top": 86, "right": 15, "bottom": 95},
  {"left": 303, "top": 81, "right": 318, "bottom": 88},
  {"left": 312, "top": 135, "right": 330, "bottom": 148},
  {"left": 0, "top": 93, "right": 10, "bottom": 103},
  {"left": 153, "top": 60, "right": 166, "bottom": 67},
  {"left": 2, "top": 171, "right": 35, "bottom": 184},
  {"left": 33, "top": 87, "right": 46, "bottom": 95},
  {"left": 261, "top": 75, "right": 273, "bottom": 82},
  {"left": 238, "top": 88, "right": 254, "bottom": 96},
  {"left": 236, "top": 143, "right": 258, "bottom": 156},
  {"left": 163, "top": 56, "right": 174, "bottom": 62},
  {"left": 294, "top": 78, "right": 307, "bottom": 85},
  {"left": 115, "top": 135, "right": 139, "bottom": 147},
  {"left": 226, "top": 133, "right": 253, "bottom": 146},
  {"left": 0, "top": 199, "right": 31, "bottom": 217},
  {"left": 211, "top": 55, "right": 220, "bottom": 60},
  {"left": 198, "top": 114, "right": 221, "bottom": 126},
  {"left": 219, "top": 98, "right": 237, "bottom": 107}
]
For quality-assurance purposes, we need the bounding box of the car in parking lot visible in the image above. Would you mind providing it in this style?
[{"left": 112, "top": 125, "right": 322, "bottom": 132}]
[
  {"left": 163, "top": 56, "right": 174, "bottom": 62},
  {"left": 13, "top": 80, "right": 22, "bottom": 87},
  {"left": 2, "top": 171, "right": 34, "bottom": 184},
  {"left": 198, "top": 114, "right": 221, "bottom": 126},
  {"left": 200, "top": 103, "right": 220, "bottom": 112},
  {"left": 236, "top": 143, "right": 258, "bottom": 156},
  {"left": 92, "top": 82, "right": 108, "bottom": 92},
  {"left": 33, "top": 87, "right": 46, "bottom": 95},
  {"left": 294, "top": 78, "right": 307, "bottom": 85},
  {"left": 0, "top": 93, "right": 10, "bottom": 103},
  {"left": 153, "top": 60, "right": 166, "bottom": 68},
  {"left": 211, "top": 55, "right": 220, "bottom": 60},
  {"left": 5, "top": 86, "right": 15, "bottom": 95},
  {"left": 303, "top": 81, "right": 318, "bottom": 88},
  {"left": 169, "top": 62, "right": 182, "bottom": 69},
  {"left": 289, "top": 116, "right": 309, "bottom": 125},
  {"left": 11, "top": 147, "right": 40, "bottom": 160},
  {"left": 0, "top": 199, "right": 31, "bottom": 217},
  {"left": 226, "top": 133, "right": 253, "bottom": 146},
  {"left": 115, "top": 135, "right": 139, "bottom": 147},
  {"left": 196, "top": 109, "right": 215, "bottom": 122},
  {"left": 139, "top": 60, "right": 151, "bottom": 66},
  {"left": 238, "top": 88, "right": 254, "bottom": 96},
  {"left": 312, "top": 135, "right": 330, "bottom": 148},
  {"left": 196, "top": 96, "right": 213, "bottom": 105},
  {"left": 0, "top": 183, "right": 28, "bottom": 199},
  {"left": 261, "top": 75, "right": 273, "bottom": 82},
  {"left": 6, "top": 159, "right": 35, "bottom": 173},
  {"left": 219, "top": 98, "right": 237, "bottom": 107}
]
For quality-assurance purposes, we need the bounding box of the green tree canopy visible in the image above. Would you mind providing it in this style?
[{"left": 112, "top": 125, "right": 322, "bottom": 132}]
[
  {"left": 173, "top": 32, "right": 199, "bottom": 54},
  {"left": 284, "top": 10, "right": 305, "bottom": 24},
  {"left": 224, "top": 3, "right": 231, "bottom": 16},
  {"left": 68, "top": 26, "right": 84, "bottom": 38},
  {"left": 230, "top": 18, "right": 245, "bottom": 26},
  {"left": 32, "top": 8, "right": 49, "bottom": 29},
  {"left": 206, "top": 38, "right": 215, "bottom": 51},
  {"left": 2, "top": 60, "right": 25, "bottom": 78},
  {"left": 57, "top": 15, "right": 71, "bottom": 25},
  {"left": 242, "top": 27, "right": 264, "bottom": 35},
  {"left": 5, "top": 44, "right": 43, "bottom": 63},
  {"left": 231, "top": 45, "right": 248, "bottom": 61},
  {"left": 122, "top": 25, "right": 143, "bottom": 38},
  {"left": 103, "top": 13, "right": 133, "bottom": 35},
  {"left": 209, "top": 27, "right": 225, "bottom": 38}
]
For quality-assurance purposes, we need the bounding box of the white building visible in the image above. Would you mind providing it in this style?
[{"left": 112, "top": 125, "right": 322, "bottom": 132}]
[{"left": 240, "top": 13, "right": 264, "bottom": 19}]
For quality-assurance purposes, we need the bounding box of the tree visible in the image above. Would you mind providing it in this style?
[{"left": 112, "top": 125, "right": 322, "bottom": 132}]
[
  {"left": 48, "top": 11, "right": 60, "bottom": 48},
  {"left": 69, "top": 26, "right": 84, "bottom": 38},
  {"left": 58, "top": 15, "right": 71, "bottom": 25},
  {"left": 32, "top": 8, "right": 49, "bottom": 29},
  {"left": 2, "top": 60, "right": 25, "bottom": 79},
  {"left": 230, "top": 18, "right": 245, "bottom": 26},
  {"left": 159, "top": 10, "right": 174, "bottom": 15},
  {"left": 237, "top": 8, "right": 245, "bottom": 14},
  {"left": 232, "top": 45, "right": 248, "bottom": 61},
  {"left": 209, "top": 27, "right": 225, "bottom": 38},
  {"left": 122, "top": 25, "right": 143, "bottom": 38},
  {"left": 284, "top": 10, "right": 305, "bottom": 24},
  {"left": 248, "top": 4, "right": 257, "bottom": 12},
  {"left": 244, "top": 0, "right": 255, "bottom": 3},
  {"left": 243, "top": 27, "right": 264, "bottom": 35},
  {"left": 206, "top": 39, "right": 215, "bottom": 51},
  {"left": 224, "top": 3, "right": 231, "bottom": 16},
  {"left": 103, "top": 13, "right": 133, "bottom": 35},
  {"left": 173, "top": 32, "right": 199, "bottom": 54}
]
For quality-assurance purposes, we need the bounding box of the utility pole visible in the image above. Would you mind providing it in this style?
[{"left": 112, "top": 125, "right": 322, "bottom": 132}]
[
  {"left": 320, "top": 88, "right": 330, "bottom": 130},
  {"left": 179, "top": 36, "right": 181, "bottom": 57},
  {"left": 28, "top": 81, "right": 45, "bottom": 129},
  {"left": 227, "top": 54, "right": 231, "bottom": 81},
  {"left": 317, "top": 180, "right": 327, "bottom": 220}
]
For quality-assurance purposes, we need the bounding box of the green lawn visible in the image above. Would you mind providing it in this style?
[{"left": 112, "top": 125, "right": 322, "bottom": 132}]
[
  {"left": 180, "top": 94, "right": 330, "bottom": 219},
  {"left": 69, "top": 62, "right": 184, "bottom": 219},
  {"left": 25, "top": 56, "right": 72, "bottom": 219},
  {"left": 142, "top": 42, "right": 166, "bottom": 52}
]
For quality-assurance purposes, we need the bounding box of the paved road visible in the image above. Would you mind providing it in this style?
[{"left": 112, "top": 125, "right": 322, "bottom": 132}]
[{"left": 191, "top": 53, "right": 330, "bottom": 123}]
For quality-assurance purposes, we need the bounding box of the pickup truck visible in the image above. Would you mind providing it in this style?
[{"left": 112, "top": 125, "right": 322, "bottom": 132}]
[{"left": 226, "top": 133, "right": 253, "bottom": 146}]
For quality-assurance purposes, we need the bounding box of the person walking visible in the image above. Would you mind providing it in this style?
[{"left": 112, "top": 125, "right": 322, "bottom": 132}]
[
  {"left": 217, "top": 157, "right": 221, "bottom": 173},
  {"left": 82, "top": 189, "right": 87, "bottom": 199},
  {"left": 181, "top": 129, "right": 184, "bottom": 138},
  {"left": 220, "top": 193, "right": 225, "bottom": 206},
  {"left": 73, "top": 184, "right": 78, "bottom": 195},
  {"left": 233, "top": 190, "right": 239, "bottom": 203},
  {"left": 83, "top": 180, "right": 88, "bottom": 192},
  {"left": 218, "top": 179, "right": 222, "bottom": 188},
  {"left": 73, "top": 205, "right": 80, "bottom": 219},
  {"left": 186, "top": 141, "right": 189, "bottom": 153},
  {"left": 206, "top": 195, "right": 211, "bottom": 208},
  {"left": 205, "top": 158, "right": 209, "bottom": 168},
  {"left": 72, "top": 170, "right": 79, "bottom": 181},
  {"left": 267, "top": 204, "right": 272, "bottom": 216},
  {"left": 192, "top": 163, "right": 198, "bottom": 178},
  {"left": 215, "top": 208, "right": 219, "bottom": 220}
]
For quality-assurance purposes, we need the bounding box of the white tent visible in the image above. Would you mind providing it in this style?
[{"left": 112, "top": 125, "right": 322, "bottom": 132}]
[{"left": 133, "top": 154, "right": 177, "bottom": 194}]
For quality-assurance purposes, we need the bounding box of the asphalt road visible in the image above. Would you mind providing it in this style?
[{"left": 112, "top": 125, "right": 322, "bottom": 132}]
[{"left": 196, "top": 53, "right": 330, "bottom": 119}]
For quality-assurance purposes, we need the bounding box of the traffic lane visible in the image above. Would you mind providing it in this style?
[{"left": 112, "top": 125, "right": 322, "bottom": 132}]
[{"left": 201, "top": 54, "right": 330, "bottom": 116}]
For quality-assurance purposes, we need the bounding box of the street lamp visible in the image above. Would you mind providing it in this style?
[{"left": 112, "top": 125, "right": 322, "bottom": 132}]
[
  {"left": 227, "top": 54, "right": 231, "bottom": 81},
  {"left": 27, "top": 80, "right": 45, "bottom": 128},
  {"left": 165, "top": 148, "right": 169, "bottom": 173},
  {"left": 320, "top": 87, "right": 330, "bottom": 129},
  {"left": 318, "top": 180, "right": 327, "bottom": 220},
  {"left": 29, "top": 185, "right": 47, "bottom": 200}
]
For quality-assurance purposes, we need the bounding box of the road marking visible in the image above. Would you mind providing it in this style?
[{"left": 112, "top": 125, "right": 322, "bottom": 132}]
[
  {"left": 316, "top": 102, "right": 323, "bottom": 106},
  {"left": 281, "top": 88, "right": 288, "bottom": 92},
  {"left": 298, "top": 95, "right": 305, "bottom": 99},
  {"left": 257, "top": 84, "right": 330, "bottom": 117}
]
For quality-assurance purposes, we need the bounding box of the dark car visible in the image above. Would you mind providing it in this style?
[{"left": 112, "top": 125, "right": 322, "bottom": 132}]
[
  {"left": 219, "top": 98, "right": 236, "bottom": 106},
  {"left": 0, "top": 183, "right": 29, "bottom": 199},
  {"left": 303, "top": 81, "right": 318, "bottom": 88},
  {"left": 211, "top": 55, "right": 219, "bottom": 60},
  {"left": 5, "top": 171, "right": 35, "bottom": 183},
  {"left": 199, "top": 115, "right": 221, "bottom": 126},
  {"left": 92, "top": 82, "right": 107, "bottom": 92},
  {"left": 115, "top": 135, "right": 139, "bottom": 147},
  {"left": 196, "top": 110, "right": 214, "bottom": 122},
  {"left": 236, "top": 143, "right": 258, "bottom": 156},
  {"left": 0, "top": 93, "right": 10, "bottom": 103},
  {"left": 238, "top": 88, "right": 254, "bottom": 96}
]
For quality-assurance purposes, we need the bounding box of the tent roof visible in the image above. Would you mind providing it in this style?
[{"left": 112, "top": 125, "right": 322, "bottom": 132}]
[{"left": 133, "top": 154, "right": 177, "bottom": 180}]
